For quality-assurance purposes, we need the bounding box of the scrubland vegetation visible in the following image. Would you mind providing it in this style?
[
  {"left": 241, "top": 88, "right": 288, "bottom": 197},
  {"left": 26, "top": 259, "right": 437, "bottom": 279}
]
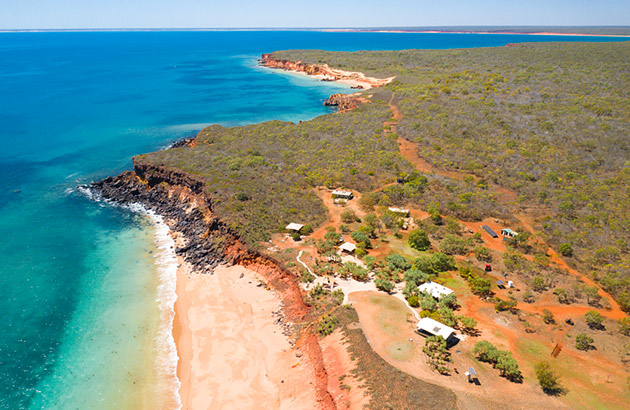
[{"left": 273, "top": 42, "right": 630, "bottom": 311}]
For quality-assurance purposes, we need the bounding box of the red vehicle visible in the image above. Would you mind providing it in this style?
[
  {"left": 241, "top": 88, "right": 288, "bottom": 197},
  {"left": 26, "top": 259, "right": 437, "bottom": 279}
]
[{"left": 485, "top": 264, "right": 492, "bottom": 272}]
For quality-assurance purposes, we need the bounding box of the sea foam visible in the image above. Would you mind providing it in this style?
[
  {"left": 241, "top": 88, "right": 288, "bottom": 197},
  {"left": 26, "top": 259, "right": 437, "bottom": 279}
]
[{"left": 79, "top": 187, "right": 182, "bottom": 409}]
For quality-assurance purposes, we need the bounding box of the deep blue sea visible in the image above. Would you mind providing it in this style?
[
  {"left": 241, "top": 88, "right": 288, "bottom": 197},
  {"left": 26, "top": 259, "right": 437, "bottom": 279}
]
[{"left": 0, "top": 31, "right": 626, "bottom": 409}]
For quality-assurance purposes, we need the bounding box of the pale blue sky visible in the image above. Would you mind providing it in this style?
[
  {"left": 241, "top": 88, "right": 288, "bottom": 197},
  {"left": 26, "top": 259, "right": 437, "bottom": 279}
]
[{"left": 2, "top": 0, "right": 629, "bottom": 30}]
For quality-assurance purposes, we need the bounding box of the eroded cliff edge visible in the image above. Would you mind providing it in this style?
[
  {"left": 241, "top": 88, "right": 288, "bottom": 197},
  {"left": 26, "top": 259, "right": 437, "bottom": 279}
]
[{"left": 88, "top": 161, "right": 336, "bottom": 409}]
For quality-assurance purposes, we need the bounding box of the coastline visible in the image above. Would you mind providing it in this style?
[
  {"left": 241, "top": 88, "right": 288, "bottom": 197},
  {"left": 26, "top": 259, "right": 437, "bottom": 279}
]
[
  {"left": 87, "top": 170, "right": 336, "bottom": 409},
  {"left": 319, "top": 28, "right": 630, "bottom": 38}
]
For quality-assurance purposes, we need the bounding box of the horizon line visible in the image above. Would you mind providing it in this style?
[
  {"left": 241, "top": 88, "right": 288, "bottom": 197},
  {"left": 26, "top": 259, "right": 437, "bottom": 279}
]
[{"left": 2, "top": 25, "right": 630, "bottom": 33}]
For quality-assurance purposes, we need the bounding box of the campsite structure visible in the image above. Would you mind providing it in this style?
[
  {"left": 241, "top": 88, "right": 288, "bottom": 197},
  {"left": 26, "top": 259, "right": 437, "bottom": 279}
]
[
  {"left": 285, "top": 223, "right": 304, "bottom": 232},
  {"left": 331, "top": 189, "right": 353, "bottom": 200},
  {"left": 501, "top": 228, "right": 518, "bottom": 238},
  {"left": 418, "top": 281, "right": 455, "bottom": 299},
  {"left": 338, "top": 242, "right": 357, "bottom": 254},
  {"left": 416, "top": 317, "right": 457, "bottom": 346}
]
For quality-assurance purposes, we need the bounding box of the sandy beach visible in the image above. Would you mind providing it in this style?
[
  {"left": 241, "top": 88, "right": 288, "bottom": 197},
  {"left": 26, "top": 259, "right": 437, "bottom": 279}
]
[{"left": 172, "top": 259, "right": 319, "bottom": 410}]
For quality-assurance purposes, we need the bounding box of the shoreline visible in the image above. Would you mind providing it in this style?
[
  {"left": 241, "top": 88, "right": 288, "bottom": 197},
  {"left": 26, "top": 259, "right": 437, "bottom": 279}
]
[{"left": 319, "top": 28, "right": 630, "bottom": 38}]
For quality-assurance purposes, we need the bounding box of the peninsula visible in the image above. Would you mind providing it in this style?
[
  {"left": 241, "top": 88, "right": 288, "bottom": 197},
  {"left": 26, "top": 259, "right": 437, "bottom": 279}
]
[{"left": 90, "top": 41, "right": 630, "bottom": 409}]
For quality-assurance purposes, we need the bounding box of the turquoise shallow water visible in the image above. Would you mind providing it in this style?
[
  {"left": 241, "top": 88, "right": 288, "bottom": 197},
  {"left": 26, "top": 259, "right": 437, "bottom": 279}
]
[{"left": 0, "top": 31, "right": 626, "bottom": 409}]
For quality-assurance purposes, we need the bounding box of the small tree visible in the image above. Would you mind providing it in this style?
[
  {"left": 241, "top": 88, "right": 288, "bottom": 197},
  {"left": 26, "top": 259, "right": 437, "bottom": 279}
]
[
  {"left": 470, "top": 276, "right": 492, "bottom": 296},
  {"left": 532, "top": 275, "right": 547, "bottom": 292},
  {"left": 408, "top": 229, "right": 431, "bottom": 251},
  {"left": 535, "top": 361, "right": 562, "bottom": 395},
  {"left": 474, "top": 246, "right": 492, "bottom": 262},
  {"left": 407, "top": 295, "right": 419, "bottom": 307},
  {"left": 542, "top": 309, "right": 555, "bottom": 324},
  {"left": 473, "top": 341, "right": 500, "bottom": 363},
  {"left": 459, "top": 316, "right": 478, "bottom": 334},
  {"left": 496, "top": 352, "right": 522, "bottom": 382},
  {"left": 341, "top": 209, "right": 359, "bottom": 224},
  {"left": 559, "top": 243, "right": 573, "bottom": 257},
  {"left": 301, "top": 224, "right": 314, "bottom": 235},
  {"left": 585, "top": 310, "right": 604, "bottom": 330},
  {"left": 554, "top": 288, "right": 572, "bottom": 304},
  {"left": 423, "top": 335, "right": 452, "bottom": 374},
  {"left": 375, "top": 278, "right": 394, "bottom": 293},
  {"left": 291, "top": 232, "right": 301, "bottom": 241},
  {"left": 618, "top": 317, "right": 630, "bottom": 336},
  {"left": 523, "top": 290, "right": 536, "bottom": 303},
  {"left": 575, "top": 333, "right": 594, "bottom": 351},
  {"left": 439, "top": 293, "right": 459, "bottom": 310}
]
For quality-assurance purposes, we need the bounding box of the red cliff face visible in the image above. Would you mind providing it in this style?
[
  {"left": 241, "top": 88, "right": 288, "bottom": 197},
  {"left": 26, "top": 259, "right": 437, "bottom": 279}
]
[
  {"left": 260, "top": 53, "right": 325, "bottom": 76},
  {"left": 260, "top": 53, "right": 395, "bottom": 89},
  {"left": 90, "top": 164, "right": 336, "bottom": 410}
]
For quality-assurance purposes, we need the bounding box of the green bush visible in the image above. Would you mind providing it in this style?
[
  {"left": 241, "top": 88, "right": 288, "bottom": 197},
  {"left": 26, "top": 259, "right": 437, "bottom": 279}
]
[
  {"left": 318, "top": 314, "right": 338, "bottom": 336},
  {"left": 559, "top": 243, "right": 573, "bottom": 257},
  {"left": 585, "top": 310, "right": 604, "bottom": 330},
  {"left": 575, "top": 333, "right": 594, "bottom": 351},
  {"left": 535, "top": 362, "right": 562, "bottom": 395},
  {"left": 408, "top": 229, "right": 431, "bottom": 251},
  {"left": 542, "top": 309, "right": 555, "bottom": 324},
  {"left": 407, "top": 295, "right": 419, "bottom": 307},
  {"left": 619, "top": 316, "right": 630, "bottom": 336},
  {"left": 375, "top": 278, "right": 395, "bottom": 293}
]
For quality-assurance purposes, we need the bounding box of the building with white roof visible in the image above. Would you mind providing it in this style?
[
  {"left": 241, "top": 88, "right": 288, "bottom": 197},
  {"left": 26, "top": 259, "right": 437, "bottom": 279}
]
[
  {"left": 418, "top": 281, "right": 455, "bottom": 299},
  {"left": 285, "top": 223, "right": 304, "bottom": 232},
  {"left": 338, "top": 242, "right": 357, "bottom": 254},
  {"left": 388, "top": 207, "right": 409, "bottom": 216},
  {"left": 331, "top": 190, "right": 353, "bottom": 199},
  {"left": 416, "top": 317, "right": 457, "bottom": 344}
]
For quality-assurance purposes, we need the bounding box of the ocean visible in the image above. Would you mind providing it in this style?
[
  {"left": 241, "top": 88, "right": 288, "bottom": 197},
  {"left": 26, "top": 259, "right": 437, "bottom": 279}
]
[{"left": 0, "top": 31, "right": 626, "bottom": 409}]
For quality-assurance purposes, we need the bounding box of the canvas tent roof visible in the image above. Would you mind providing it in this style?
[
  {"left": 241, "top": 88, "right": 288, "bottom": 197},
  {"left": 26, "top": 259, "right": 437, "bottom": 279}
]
[
  {"left": 339, "top": 242, "right": 357, "bottom": 253},
  {"left": 285, "top": 223, "right": 304, "bottom": 231},
  {"left": 417, "top": 317, "right": 456, "bottom": 340},
  {"left": 418, "top": 281, "right": 455, "bottom": 299}
]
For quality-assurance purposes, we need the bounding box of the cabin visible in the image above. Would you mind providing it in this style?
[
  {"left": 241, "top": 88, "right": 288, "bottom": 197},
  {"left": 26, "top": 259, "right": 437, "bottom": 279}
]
[
  {"left": 418, "top": 281, "right": 454, "bottom": 299},
  {"left": 482, "top": 225, "right": 498, "bottom": 238},
  {"left": 285, "top": 223, "right": 304, "bottom": 232},
  {"left": 501, "top": 228, "right": 518, "bottom": 238},
  {"left": 388, "top": 207, "right": 410, "bottom": 217},
  {"left": 331, "top": 190, "right": 353, "bottom": 200},
  {"left": 416, "top": 317, "right": 457, "bottom": 346},
  {"left": 338, "top": 242, "right": 357, "bottom": 254}
]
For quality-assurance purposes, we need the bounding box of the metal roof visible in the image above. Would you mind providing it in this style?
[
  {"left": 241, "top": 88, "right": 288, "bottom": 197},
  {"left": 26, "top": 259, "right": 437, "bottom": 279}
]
[
  {"left": 339, "top": 242, "right": 357, "bottom": 252},
  {"left": 285, "top": 223, "right": 304, "bottom": 231},
  {"left": 418, "top": 281, "right": 454, "bottom": 299},
  {"left": 482, "top": 225, "right": 498, "bottom": 238},
  {"left": 417, "top": 317, "right": 456, "bottom": 340}
]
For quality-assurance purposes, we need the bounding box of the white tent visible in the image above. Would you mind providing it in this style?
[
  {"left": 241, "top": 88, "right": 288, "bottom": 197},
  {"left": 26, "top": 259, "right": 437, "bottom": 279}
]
[{"left": 418, "top": 281, "right": 454, "bottom": 299}]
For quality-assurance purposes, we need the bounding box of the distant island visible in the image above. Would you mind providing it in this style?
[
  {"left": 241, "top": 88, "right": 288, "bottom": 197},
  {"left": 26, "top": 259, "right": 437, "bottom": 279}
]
[{"left": 90, "top": 40, "right": 630, "bottom": 409}]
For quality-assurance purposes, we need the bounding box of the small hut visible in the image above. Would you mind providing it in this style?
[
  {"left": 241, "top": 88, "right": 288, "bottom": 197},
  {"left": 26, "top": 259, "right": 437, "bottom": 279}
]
[
  {"left": 388, "top": 207, "right": 410, "bottom": 217},
  {"left": 331, "top": 190, "right": 353, "bottom": 200},
  {"left": 418, "top": 281, "right": 455, "bottom": 299},
  {"left": 285, "top": 223, "right": 304, "bottom": 233},
  {"left": 416, "top": 317, "right": 457, "bottom": 346},
  {"left": 338, "top": 242, "right": 357, "bottom": 254},
  {"left": 501, "top": 228, "right": 518, "bottom": 238}
]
